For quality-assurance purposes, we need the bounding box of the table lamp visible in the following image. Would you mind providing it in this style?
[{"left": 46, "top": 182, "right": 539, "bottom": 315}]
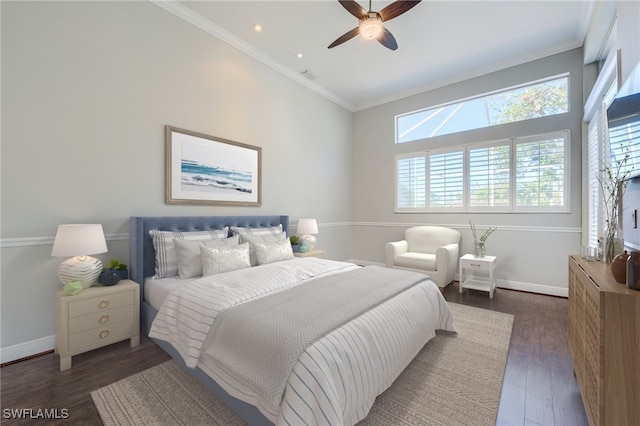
[
  {"left": 51, "top": 224, "right": 108, "bottom": 288},
  {"left": 297, "top": 218, "right": 318, "bottom": 251}
]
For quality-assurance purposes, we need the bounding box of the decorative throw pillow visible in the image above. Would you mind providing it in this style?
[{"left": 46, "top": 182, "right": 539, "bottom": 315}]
[
  {"left": 230, "top": 225, "right": 283, "bottom": 237},
  {"left": 201, "top": 243, "right": 251, "bottom": 276},
  {"left": 149, "top": 228, "right": 228, "bottom": 278},
  {"left": 174, "top": 235, "right": 240, "bottom": 278},
  {"left": 239, "top": 232, "right": 287, "bottom": 266},
  {"left": 253, "top": 239, "right": 295, "bottom": 265}
]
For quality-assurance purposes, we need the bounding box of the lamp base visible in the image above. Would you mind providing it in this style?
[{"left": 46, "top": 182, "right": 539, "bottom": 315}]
[
  {"left": 299, "top": 234, "right": 317, "bottom": 251},
  {"left": 57, "top": 255, "right": 103, "bottom": 288}
]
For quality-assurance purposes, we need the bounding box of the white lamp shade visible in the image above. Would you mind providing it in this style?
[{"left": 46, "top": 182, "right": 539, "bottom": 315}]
[
  {"left": 51, "top": 224, "right": 108, "bottom": 257},
  {"left": 297, "top": 219, "right": 318, "bottom": 235},
  {"left": 297, "top": 219, "right": 318, "bottom": 251},
  {"left": 52, "top": 224, "right": 107, "bottom": 287}
]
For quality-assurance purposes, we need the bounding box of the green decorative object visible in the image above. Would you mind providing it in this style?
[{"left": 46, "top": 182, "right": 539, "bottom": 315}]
[{"left": 63, "top": 280, "right": 83, "bottom": 296}]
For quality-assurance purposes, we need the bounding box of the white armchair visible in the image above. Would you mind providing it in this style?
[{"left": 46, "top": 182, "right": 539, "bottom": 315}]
[{"left": 385, "top": 226, "right": 461, "bottom": 288}]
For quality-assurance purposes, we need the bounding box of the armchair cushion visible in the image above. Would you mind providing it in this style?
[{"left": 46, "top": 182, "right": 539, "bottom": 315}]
[{"left": 394, "top": 252, "right": 437, "bottom": 270}]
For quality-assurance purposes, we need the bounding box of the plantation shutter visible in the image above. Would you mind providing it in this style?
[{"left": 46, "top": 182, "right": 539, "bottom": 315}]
[
  {"left": 587, "top": 112, "right": 605, "bottom": 248},
  {"left": 608, "top": 112, "right": 640, "bottom": 177},
  {"left": 469, "top": 142, "right": 510, "bottom": 209},
  {"left": 514, "top": 133, "right": 567, "bottom": 209},
  {"left": 429, "top": 149, "right": 464, "bottom": 209},
  {"left": 396, "top": 154, "right": 426, "bottom": 209}
]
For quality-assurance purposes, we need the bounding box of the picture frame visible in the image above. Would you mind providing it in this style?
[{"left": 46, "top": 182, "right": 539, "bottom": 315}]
[{"left": 165, "top": 125, "right": 261, "bottom": 206}]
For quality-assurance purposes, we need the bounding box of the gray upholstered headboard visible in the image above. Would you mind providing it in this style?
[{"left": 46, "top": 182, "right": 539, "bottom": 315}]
[{"left": 129, "top": 215, "right": 289, "bottom": 302}]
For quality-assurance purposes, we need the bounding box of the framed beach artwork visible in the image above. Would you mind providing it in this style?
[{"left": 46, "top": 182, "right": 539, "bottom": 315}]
[{"left": 165, "top": 126, "right": 261, "bottom": 206}]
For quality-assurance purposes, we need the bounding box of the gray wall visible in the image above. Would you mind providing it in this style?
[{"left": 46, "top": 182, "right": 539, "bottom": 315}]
[
  {"left": 0, "top": 1, "right": 353, "bottom": 359},
  {"left": 351, "top": 49, "right": 585, "bottom": 295}
]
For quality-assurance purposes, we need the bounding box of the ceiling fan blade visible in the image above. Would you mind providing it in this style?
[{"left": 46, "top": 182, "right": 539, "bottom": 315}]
[
  {"left": 379, "top": 0, "right": 421, "bottom": 22},
  {"left": 378, "top": 27, "right": 398, "bottom": 50},
  {"left": 338, "top": 0, "right": 368, "bottom": 19},
  {"left": 328, "top": 27, "right": 361, "bottom": 49}
]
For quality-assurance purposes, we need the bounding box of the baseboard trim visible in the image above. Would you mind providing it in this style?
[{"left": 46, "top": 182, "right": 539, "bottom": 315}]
[
  {"left": 1, "top": 335, "right": 55, "bottom": 365},
  {"left": 495, "top": 279, "right": 568, "bottom": 297}
]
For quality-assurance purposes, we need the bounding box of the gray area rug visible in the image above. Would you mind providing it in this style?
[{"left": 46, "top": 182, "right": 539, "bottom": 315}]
[{"left": 92, "top": 302, "right": 513, "bottom": 425}]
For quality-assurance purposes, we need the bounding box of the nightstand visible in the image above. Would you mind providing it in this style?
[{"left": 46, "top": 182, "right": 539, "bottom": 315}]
[
  {"left": 55, "top": 280, "right": 140, "bottom": 371},
  {"left": 459, "top": 254, "right": 497, "bottom": 298},
  {"left": 294, "top": 250, "right": 326, "bottom": 259}
]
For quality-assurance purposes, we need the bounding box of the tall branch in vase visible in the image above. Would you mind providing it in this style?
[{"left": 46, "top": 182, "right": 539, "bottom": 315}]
[
  {"left": 469, "top": 220, "right": 496, "bottom": 257},
  {"left": 597, "top": 152, "right": 630, "bottom": 262}
]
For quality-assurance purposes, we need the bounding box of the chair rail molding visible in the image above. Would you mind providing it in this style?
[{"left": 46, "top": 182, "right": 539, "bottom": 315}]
[{"left": 0, "top": 233, "right": 129, "bottom": 248}]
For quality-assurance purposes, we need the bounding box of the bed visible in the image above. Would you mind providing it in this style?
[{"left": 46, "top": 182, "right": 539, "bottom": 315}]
[{"left": 130, "top": 215, "right": 455, "bottom": 425}]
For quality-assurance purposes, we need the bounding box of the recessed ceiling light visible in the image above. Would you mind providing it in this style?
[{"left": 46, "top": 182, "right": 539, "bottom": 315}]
[
  {"left": 253, "top": 24, "right": 262, "bottom": 32},
  {"left": 296, "top": 52, "right": 303, "bottom": 59}
]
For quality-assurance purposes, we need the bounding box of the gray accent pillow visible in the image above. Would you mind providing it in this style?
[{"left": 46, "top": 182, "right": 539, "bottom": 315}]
[
  {"left": 174, "top": 235, "right": 240, "bottom": 278},
  {"left": 240, "top": 232, "right": 287, "bottom": 266}
]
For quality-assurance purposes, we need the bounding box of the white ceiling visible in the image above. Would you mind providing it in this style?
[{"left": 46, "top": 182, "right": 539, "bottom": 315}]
[{"left": 155, "top": 0, "right": 594, "bottom": 111}]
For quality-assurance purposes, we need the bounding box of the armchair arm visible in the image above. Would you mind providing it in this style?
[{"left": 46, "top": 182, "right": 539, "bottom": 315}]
[
  {"left": 385, "top": 240, "right": 408, "bottom": 267},
  {"left": 435, "top": 243, "right": 460, "bottom": 284}
]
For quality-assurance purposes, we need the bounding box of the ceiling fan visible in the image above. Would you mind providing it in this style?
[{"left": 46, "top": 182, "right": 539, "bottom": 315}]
[{"left": 328, "top": 0, "right": 422, "bottom": 51}]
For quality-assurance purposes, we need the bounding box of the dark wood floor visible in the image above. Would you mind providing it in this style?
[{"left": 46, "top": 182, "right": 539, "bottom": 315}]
[
  {"left": 1, "top": 283, "right": 588, "bottom": 426},
  {"left": 443, "top": 284, "right": 588, "bottom": 426}
]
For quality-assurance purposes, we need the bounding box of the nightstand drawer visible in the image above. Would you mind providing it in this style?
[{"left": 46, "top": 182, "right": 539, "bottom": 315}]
[
  {"left": 463, "top": 260, "right": 491, "bottom": 271},
  {"left": 68, "top": 319, "right": 134, "bottom": 353},
  {"left": 68, "top": 305, "right": 134, "bottom": 334},
  {"left": 68, "top": 290, "right": 133, "bottom": 318}
]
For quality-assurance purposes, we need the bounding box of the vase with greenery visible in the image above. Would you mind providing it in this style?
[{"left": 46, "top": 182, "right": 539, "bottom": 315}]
[
  {"left": 105, "top": 258, "right": 129, "bottom": 280},
  {"left": 597, "top": 152, "right": 630, "bottom": 263},
  {"left": 289, "top": 235, "right": 300, "bottom": 253},
  {"left": 469, "top": 220, "right": 497, "bottom": 257}
]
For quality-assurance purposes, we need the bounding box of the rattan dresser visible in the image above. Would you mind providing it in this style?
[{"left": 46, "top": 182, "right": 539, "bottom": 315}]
[{"left": 568, "top": 255, "right": 640, "bottom": 426}]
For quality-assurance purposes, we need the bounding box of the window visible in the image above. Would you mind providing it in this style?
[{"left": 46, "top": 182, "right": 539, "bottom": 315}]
[
  {"left": 469, "top": 143, "right": 510, "bottom": 209},
  {"left": 395, "top": 131, "right": 569, "bottom": 212},
  {"left": 429, "top": 150, "right": 464, "bottom": 209},
  {"left": 586, "top": 81, "right": 617, "bottom": 248},
  {"left": 396, "top": 75, "right": 569, "bottom": 144},
  {"left": 608, "top": 113, "right": 640, "bottom": 177},
  {"left": 515, "top": 135, "right": 567, "bottom": 210},
  {"left": 396, "top": 154, "right": 426, "bottom": 209}
]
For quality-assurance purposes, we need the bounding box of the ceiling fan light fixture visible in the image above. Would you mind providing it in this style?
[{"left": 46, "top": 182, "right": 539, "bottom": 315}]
[{"left": 359, "top": 13, "right": 383, "bottom": 40}]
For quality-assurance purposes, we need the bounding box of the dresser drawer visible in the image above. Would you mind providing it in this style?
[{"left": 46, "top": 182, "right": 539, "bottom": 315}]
[
  {"left": 68, "top": 305, "right": 134, "bottom": 334},
  {"left": 68, "top": 319, "right": 134, "bottom": 353},
  {"left": 68, "top": 290, "right": 134, "bottom": 318}
]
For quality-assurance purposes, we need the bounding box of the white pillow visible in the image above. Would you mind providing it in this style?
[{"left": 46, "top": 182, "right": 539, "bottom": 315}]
[
  {"left": 240, "top": 232, "right": 287, "bottom": 266},
  {"left": 201, "top": 243, "right": 251, "bottom": 276},
  {"left": 149, "top": 228, "right": 228, "bottom": 278},
  {"left": 174, "top": 235, "right": 240, "bottom": 278},
  {"left": 253, "top": 239, "right": 295, "bottom": 265},
  {"left": 230, "top": 225, "right": 283, "bottom": 237}
]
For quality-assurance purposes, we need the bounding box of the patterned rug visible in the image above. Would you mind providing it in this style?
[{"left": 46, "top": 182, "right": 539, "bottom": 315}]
[{"left": 91, "top": 302, "right": 513, "bottom": 425}]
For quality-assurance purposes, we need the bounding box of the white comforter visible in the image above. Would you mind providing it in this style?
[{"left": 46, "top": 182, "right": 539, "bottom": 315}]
[{"left": 149, "top": 258, "right": 455, "bottom": 425}]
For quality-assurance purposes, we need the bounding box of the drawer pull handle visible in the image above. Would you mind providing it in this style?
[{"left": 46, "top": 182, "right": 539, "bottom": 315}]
[
  {"left": 98, "top": 300, "right": 110, "bottom": 309},
  {"left": 470, "top": 263, "right": 481, "bottom": 267},
  {"left": 99, "top": 329, "right": 110, "bottom": 339},
  {"left": 99, "top": 314, "right": 109, "bottom": 324}
]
